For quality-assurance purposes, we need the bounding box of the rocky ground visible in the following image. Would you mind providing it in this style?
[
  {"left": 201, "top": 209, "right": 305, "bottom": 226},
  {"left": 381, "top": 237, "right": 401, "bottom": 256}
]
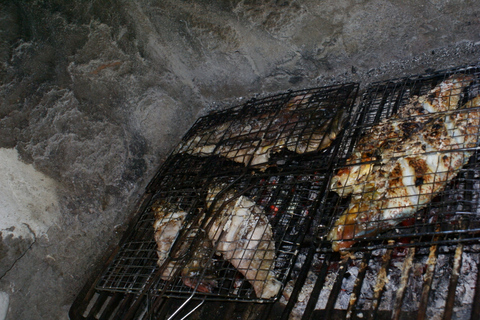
[{"left": 0, "top": 0, "right": 479, "bottom": 319}]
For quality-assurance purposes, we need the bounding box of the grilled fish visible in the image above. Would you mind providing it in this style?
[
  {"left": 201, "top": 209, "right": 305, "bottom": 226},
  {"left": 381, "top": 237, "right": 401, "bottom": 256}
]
[
  {"left": 153, "top": 189, "right": 281, "bottom": 299},
  {"left": 328, "top": 75, "right": 480, "bottom": 251},
  {"left": 152, "top": 200, "right": 188, "bottom": 280},
  {"left": 153, "top": 200, "right": 218, "bottom": 292},
  {"left": 204, "top": 187, "right": 281, "bottom": 299},
  {"left": 180, "top": 94, "right": 344, "bottom": 167}
]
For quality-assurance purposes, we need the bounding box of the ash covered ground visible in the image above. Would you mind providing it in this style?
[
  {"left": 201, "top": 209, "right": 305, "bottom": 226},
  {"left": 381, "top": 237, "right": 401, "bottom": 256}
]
[{"left": 0, "top": 1, "right": 480, "bottom": 319}]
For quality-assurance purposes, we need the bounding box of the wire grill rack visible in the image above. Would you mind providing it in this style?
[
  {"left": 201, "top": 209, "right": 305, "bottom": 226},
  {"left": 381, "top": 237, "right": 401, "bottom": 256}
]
[
  {"left": 317, "top": 66, "right": 480, "bottom": 252},
  {"left": 95, "top": 84, "right": 359, "bottom": 302},
  {"left": 70, "top": 64, "right": 480, "bottom": 320}
]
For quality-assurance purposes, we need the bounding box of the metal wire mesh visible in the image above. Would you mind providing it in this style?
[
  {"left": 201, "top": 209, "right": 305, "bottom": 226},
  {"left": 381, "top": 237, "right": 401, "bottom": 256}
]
[
  {"left": 96, "top": 83, "right": 359, "bottom": 302},
  {"left": 318, "top": 66, "right": 480, "bottom": 252},
  {"left": 71, "top": 64, "right": 480, "bottom": 320}
]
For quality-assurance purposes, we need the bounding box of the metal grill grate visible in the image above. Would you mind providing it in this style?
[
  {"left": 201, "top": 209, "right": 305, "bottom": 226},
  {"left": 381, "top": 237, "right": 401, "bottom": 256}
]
[
  {"left": 95, "top": 84, "right": 359, "bottom": 302},
  {"left": 317, "top": 67, "right": 480, "bottom": 252},
  {"left": 285, "top": 243, "right": 480, "bottom": 320},
  {"left": 70, "top": 64, "right": 480, "bottom": 320}
]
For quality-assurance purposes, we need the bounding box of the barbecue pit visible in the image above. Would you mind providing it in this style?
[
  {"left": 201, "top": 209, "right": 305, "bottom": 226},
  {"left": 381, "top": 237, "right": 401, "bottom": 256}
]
[{"left": 70, "top": 65, "right": 480, "bottom": 320}]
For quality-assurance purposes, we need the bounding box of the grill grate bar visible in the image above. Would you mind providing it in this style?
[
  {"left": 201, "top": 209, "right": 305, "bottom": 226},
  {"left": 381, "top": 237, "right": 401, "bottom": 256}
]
[
  {"left": 392, "top": 246, "right": 416, "bottom": 320},
  {"left": 85, "top": 292, "right": 109, "bottom": 319},
  {"left": 301, "top": 253, "right": 332, "bottom": 320},
  {"left": 153, "top": 298, "right": 174, "bottom": 320},
  {"left": 70, "top": 64, "right": 480, "bottom": 320},
  {"left": 324, "top": 256, "right": 352, "bottom": 318},
  {"left": 471, "top": 259, "right": 480, "bottom": 319},
  {"left": 280, "top": 245, "right": 317, "bottom": 320},
  {"left": 345, "top": 252, "right": 371, "bottom": 320},
  {"left": 443, "top": 242, "right": 464, "bottom": 320},
  {"left": 417, "top": 241, "right": 439, "bottom": 320},
  {"left": 367, "top": 246, "right": 393, "bottom": 320},
  {"left": 115, "top": 293, "right": 139, "bottom": 320},
  {"left": 122, "top": 269, "right": 165, "bottom": 320},
  {"left": 97, "top": 293, "right": 130, "bottom": 320},
  {"left": 144, "top": 295, "right": 162, "bottom": 320}
]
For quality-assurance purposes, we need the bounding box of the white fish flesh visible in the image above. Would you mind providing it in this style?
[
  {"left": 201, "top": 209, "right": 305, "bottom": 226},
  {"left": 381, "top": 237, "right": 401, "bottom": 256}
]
[
  {"left": 328, "top": 75, "right": 480, "bottom": 251},
  {"left": 153, "top": 200, "right": 218, "bottom": 292},
  {"left": 204, "top": 187, "right": 281, "bottom": 299},
  {"left": 153, "top": 189, "right": 281, "bottom": 299},
  {"left": 152, "top": 200, "right": 188, "bottom": 279},
  {"left": 180, "top": 94, "right": 344, "bottom": 167}
]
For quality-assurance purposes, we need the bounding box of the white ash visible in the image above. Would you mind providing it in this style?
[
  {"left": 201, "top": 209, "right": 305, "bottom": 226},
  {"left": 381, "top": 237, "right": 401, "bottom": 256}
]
[
  {"left": 279, "top": 272, "right": 316, "bottom": 320},
  {"left": 354, "top": 249, "right": 386, "bottom": 311},
  {"left": 427, "top": 249, "right": 478, "bottom": 320},
  {"left": 334, "top": 260, "right": 359, "bottom": 310},
  {"left": 452, "top": 250, "right": 478, "bottom": 319},
  {"left": 281, "top": 245, "right": 480, "bottom": 319},
  {"left": 400, "top": 253, "right": 427, "bottom": 312},
  {"left": 427, "top": 253, "right": 454, "bottom": 320}
]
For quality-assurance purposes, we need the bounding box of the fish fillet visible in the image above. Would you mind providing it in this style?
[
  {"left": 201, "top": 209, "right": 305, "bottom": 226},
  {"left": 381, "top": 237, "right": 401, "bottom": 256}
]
[
  {"left": 153, "top": 200, "right": 218, "bottom": 293},
  {"left": 153, "top": 189, "right": 281, "bottom": 299},
  {"left": 180, "top": 94, "right": 344, "bottom": 167},
  {"left": 205, "top": 187, "right": 281, "bottom": 299},
  {"left": 152, "top": 200, "right": 188, "bottom": 279},
  {"left": 328, "top": 75, "right": 480, "bottom": 251}
]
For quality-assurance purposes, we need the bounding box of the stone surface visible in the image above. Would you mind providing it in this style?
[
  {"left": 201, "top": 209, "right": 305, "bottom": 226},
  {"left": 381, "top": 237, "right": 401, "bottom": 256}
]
[
  {"left": 0, "top": 0, "right": 479, "bottom": 319},
  {"left": 0, "top": 292, "right": 8, "bottom": 320},
  {"left": 0, "top": 148, "right": 60, "bottom": 278}
]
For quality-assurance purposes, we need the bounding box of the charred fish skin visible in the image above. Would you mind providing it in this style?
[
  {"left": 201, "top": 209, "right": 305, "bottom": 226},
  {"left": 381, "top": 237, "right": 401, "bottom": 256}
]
[
  {"left": 205, "top": 188, "right": 282, "bottom": 299},
  {"left": 178, "top": 234, "right": 218, "bottom": 293},
  {"left": 285, "top": 107, "right": 346, "bottom": 154},
  {"left": 153, "top": 200, "right": 219, "bottom": 292},
  {"left": 179, "top": 93, "right": 345, "bottom": 167},
  {"left": 328, "top": 75, "right": 480, "bottom": 252}
]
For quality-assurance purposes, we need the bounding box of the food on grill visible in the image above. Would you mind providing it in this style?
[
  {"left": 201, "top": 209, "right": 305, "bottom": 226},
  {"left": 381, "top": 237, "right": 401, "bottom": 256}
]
[
  {"left": 153, "top": 200, "right": 218, "bottom": 291},
  {"left": 328, "top": 74, "right": 480, "bottom": 251},
  {"left": 177, "top": 234, "right": 218, "bottom": 293},
  {"left": 152, "top": 200, "right": 188, "bottom": 279},
  {"left": 180, "top": 94, "right": 345, "bottom": 167},
  {"left": 153, "top": 188, "right": 281, "bottom": 299},
  {"left": 204, "top": 187, "right": 281, "bottom": 299}
]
